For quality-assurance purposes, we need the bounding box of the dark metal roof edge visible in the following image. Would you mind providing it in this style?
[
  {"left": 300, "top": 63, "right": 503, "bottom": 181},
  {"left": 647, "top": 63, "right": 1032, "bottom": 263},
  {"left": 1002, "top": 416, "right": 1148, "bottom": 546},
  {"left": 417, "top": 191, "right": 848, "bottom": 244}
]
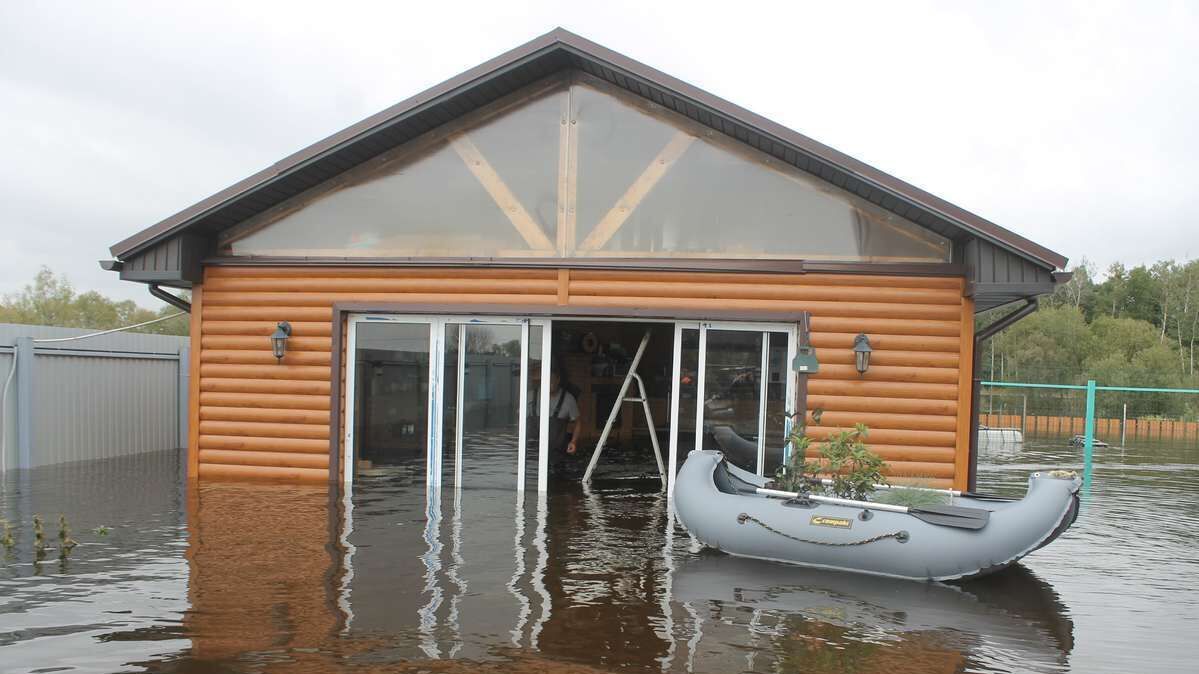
[{"left": 110, "top": 27, "right": 1067, "bottom": 271}]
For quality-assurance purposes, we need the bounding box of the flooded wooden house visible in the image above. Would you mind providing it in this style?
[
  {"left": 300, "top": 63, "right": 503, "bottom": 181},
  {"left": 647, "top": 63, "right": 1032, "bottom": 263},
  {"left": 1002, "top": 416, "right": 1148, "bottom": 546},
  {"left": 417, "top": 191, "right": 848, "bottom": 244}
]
[{"left": 105, "top": 29, "right": 1067, "bottom": 494}]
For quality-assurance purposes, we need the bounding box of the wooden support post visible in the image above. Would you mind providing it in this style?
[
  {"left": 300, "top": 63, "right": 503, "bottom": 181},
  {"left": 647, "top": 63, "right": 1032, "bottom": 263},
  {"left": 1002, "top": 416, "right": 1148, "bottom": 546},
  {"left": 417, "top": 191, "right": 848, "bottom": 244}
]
[
  {"left": 578, "top": 131, "right": 696, "bottom": 251},
  {"left": 954, "top": 295, "right": 975, "bottom": 492},
  {"left": 556, "top": 86, "right": 577, "bottom": 255},
  {"left": 450, "top": 133, "right": 555, "bottom": 252},
  {"left": 557, "top": 269, "right": 570, "bottom": 306}
]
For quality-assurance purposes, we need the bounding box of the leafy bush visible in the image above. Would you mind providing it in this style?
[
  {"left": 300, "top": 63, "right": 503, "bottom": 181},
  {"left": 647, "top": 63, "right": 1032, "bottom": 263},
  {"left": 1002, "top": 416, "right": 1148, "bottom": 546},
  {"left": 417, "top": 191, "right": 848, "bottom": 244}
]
[{"left": 774, "top": 412, "right": 888, "bottom": 501}]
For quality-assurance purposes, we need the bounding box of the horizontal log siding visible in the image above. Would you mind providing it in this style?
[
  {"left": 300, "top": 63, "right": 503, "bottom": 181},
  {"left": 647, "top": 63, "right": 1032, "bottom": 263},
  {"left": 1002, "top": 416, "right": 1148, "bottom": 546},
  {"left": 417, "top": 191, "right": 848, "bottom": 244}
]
[
  {"left": 568, "top": 270, "right": 968, "bottom": 489},
  {"left": 195, "top": 267, "right": 558, "bottom": 482},
  {"left": 193, "top": 266, "right": 970, "bottom": 488}
]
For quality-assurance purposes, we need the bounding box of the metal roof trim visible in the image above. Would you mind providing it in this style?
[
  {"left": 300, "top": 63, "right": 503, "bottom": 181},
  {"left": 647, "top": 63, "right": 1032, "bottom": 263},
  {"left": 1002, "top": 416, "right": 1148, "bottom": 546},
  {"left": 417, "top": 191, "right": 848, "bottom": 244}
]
[{"left": 110, "top": 27, "right": 1067, "bottom": 271}]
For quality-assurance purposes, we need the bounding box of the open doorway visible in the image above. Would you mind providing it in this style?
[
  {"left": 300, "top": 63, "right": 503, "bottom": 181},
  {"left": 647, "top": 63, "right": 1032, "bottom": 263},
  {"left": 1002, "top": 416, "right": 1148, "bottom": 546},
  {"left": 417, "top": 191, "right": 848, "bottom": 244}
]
[{"left": 544, "top": 320, "right": 674, "bottom": 486}]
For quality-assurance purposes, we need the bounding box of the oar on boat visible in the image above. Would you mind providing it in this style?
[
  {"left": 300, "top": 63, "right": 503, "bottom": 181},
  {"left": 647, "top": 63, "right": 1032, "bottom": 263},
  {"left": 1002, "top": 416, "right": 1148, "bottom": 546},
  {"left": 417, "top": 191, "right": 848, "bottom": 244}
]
[
  {"left": 755, "top": 487, "right": 991, "bottom": 530},
  {"left": 805, "top": 478, "right": 1015, "bottom": 502}
]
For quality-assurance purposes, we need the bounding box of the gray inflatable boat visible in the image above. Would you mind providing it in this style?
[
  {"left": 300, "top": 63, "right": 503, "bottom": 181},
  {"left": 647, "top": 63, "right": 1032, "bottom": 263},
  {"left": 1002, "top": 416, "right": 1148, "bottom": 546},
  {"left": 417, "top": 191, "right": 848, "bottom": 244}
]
[{"left": 674, "top": 450, "right": 1081, "bottom": 582}]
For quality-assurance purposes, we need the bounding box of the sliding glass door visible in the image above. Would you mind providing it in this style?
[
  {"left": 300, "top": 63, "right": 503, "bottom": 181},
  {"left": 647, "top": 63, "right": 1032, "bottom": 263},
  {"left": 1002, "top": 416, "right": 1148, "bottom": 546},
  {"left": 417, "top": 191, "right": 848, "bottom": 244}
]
[
  {"left": 668, "top": 322, "right": 798, "bottom": 494},
  {"left": 349, "top": 320, "right": 435, "bottom": 477},
  {"left": 346, "top": 315, "right": 794, "bottom": 495},
  {"left": 344, "top": 315, "right": 550, "bottom": 492}
]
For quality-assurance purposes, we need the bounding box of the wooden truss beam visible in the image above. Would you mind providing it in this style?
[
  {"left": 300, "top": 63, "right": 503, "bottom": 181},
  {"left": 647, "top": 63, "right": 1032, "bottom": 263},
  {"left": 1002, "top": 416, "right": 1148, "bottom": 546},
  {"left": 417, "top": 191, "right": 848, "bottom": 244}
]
[
  {"left": 578, "top": 130, "right": 696, "bottom": 252},
  {"left": 450, "top": 133, "right": 555, "bottom": 251}
]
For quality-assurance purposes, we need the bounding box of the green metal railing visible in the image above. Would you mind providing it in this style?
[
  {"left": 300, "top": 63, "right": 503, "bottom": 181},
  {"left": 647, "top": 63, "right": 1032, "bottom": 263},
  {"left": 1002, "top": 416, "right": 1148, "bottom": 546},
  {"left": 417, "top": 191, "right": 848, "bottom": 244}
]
[{"left": 981, "top": 380, "right": 1199, "bottom": 489}]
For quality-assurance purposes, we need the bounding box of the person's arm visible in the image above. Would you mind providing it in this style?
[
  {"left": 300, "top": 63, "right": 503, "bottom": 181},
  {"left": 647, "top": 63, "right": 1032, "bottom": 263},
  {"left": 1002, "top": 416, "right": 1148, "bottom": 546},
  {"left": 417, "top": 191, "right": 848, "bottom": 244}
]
[
  {"left": 566, "top": 420, "right": 579, "bottom": 454},
  {"left": 565, "top": 393, "right": 581, "bottom": 454}
]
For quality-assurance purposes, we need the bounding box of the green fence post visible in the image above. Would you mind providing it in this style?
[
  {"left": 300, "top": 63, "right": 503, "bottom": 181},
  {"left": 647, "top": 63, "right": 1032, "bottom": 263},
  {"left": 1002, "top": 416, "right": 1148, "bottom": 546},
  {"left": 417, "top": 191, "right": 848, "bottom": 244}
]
[{"left": 1083, "top": 379, "right": 1096, "bottom": 491}]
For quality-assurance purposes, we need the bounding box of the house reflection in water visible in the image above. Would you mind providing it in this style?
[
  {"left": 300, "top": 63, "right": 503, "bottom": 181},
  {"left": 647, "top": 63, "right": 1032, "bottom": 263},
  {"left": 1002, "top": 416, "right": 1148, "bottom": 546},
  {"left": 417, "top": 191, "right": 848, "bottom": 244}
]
[{"left": 183, "top": 476, "right": 1074, "bottom": 673}]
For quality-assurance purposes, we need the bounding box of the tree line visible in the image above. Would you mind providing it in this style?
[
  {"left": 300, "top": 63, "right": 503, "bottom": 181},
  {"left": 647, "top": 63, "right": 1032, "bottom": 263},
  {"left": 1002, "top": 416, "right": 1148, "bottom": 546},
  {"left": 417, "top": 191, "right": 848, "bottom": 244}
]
[
  {"left": 0, "top": 268, "right": 188, "bottom": 336},
  {"left": 980, "top": 258, "right": 1199, "bottom": 419}
]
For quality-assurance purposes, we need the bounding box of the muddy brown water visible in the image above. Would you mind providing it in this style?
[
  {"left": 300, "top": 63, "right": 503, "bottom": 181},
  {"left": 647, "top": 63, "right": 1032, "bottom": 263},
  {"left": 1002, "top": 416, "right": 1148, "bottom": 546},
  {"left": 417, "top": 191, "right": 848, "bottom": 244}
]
[{"left": 0, "top": 440, "right": 1196, "bottom": 673}]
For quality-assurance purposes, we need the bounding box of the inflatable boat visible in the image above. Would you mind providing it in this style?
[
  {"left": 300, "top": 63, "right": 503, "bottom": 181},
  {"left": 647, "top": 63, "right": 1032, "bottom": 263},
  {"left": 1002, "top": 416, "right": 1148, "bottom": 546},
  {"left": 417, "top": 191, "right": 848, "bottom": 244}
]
[{"left": 673, "top": 450, "right": 1080, "bottom": 582}]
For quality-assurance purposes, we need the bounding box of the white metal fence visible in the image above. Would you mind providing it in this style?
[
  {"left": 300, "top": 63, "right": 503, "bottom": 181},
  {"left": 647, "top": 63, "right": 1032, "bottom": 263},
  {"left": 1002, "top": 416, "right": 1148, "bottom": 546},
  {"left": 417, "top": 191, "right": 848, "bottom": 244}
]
[{"left": 0, "top": 323, "right": 189, "bottom": 471}]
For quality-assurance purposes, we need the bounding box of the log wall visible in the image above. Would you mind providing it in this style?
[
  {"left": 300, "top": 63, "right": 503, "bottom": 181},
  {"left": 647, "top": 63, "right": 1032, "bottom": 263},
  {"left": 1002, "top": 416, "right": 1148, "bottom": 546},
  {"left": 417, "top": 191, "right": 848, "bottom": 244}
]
[{"left": 193, "top": 266, "right": 972, "bottom": 489}]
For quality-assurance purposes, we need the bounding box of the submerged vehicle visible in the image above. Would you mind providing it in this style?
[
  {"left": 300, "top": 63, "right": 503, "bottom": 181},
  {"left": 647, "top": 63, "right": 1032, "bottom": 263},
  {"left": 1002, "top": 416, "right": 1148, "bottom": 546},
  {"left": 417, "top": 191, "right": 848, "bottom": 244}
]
[
  {"left": 978, "top": 425, "right": 1025, "bottom": 458},
  {"left": 673, "top": 450, "right": 1080, "bottom": 582}
]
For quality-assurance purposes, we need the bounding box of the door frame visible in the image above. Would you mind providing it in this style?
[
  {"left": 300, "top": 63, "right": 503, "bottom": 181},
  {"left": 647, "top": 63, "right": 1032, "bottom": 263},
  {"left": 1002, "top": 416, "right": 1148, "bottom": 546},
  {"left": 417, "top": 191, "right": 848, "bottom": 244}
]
[
  {"left": 667, "top": 320, "right": 800, "bottom": 496},
  {"left": 330, "top": 303, "right": 810, "bottom": 495}
]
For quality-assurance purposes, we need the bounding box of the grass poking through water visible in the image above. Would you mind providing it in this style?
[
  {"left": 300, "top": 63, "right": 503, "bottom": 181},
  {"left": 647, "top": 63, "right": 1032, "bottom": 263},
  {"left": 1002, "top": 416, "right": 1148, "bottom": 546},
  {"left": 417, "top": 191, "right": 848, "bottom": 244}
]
[{"left": 873, "top": 486, "right": 952, "bottom": 508}]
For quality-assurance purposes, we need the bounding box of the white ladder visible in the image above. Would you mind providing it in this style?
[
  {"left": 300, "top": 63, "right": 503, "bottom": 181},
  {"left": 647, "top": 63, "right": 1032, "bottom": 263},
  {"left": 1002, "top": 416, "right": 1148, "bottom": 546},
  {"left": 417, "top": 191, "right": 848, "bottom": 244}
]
[{"left": 581, "top": 330, "right": 667, "bottom": 487}]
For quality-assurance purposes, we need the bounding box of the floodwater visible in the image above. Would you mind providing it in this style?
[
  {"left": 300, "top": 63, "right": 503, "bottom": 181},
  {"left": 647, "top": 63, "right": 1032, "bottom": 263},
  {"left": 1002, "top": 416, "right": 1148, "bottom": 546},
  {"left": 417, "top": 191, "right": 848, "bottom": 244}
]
[{"left": 1, "top": 440, "right": 1196, "bottom": 673}]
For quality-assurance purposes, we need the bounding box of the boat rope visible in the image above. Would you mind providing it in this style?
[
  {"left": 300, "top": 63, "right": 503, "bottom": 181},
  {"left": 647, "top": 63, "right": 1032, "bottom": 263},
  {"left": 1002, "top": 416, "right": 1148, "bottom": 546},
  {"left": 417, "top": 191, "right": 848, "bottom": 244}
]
[{"left": 736, "top": 513, "right": 909, "bottom": 546}]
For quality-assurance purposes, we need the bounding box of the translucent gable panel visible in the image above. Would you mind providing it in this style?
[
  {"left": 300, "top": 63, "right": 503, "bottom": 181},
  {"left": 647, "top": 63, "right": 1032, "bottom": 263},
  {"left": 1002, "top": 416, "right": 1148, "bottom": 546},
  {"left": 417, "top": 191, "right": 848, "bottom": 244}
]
[
  {"left": 572, "top": 83, "right": 950, "bottom": 261},
  {"left": 573, "top": 84, "right": 680, "bottom": 252},
  {"left": 228, "top": 86, "right": 566, "bottom": 257},
  {"left": 224, "top": 77, "right": 950, "bottom": 262}
]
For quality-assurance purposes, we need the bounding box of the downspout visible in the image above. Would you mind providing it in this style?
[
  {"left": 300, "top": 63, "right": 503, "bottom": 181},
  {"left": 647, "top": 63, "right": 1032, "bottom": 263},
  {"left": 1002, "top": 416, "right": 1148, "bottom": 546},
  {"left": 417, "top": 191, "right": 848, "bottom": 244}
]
[
  {"left": 968, "top": 298, "right": 1040, "bottom": 490},
  {"left": 149, "top": 284, "right": 192, "bottom": 313}
]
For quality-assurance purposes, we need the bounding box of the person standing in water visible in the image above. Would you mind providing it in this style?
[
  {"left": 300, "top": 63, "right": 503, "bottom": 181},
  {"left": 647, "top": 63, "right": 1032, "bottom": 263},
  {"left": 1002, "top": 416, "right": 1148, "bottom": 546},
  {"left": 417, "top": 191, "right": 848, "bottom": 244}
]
[{"left": 531, "top": 366, "right": 580, "bottom": 471}]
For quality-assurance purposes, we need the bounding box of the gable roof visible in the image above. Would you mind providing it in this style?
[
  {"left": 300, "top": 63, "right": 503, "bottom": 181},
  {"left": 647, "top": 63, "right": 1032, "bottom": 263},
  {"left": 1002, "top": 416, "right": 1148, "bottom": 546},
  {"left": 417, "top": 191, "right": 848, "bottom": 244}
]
[{"left": 109, "top": 27, "right": 1067, "bottom": 271}]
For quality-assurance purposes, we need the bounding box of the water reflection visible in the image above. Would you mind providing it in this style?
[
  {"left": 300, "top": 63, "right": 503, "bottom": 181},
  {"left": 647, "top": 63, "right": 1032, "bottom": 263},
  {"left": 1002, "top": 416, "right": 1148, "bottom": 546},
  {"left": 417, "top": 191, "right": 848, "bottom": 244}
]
[
  {"left": 149, "top": 471, "right": 1043, "bottom": 671},
  {"left": 670, "top": 555, "right": 1072, "bottom": 673},
  {"left": 2, "top": 440, "right": 1197, "bottom": 672}
]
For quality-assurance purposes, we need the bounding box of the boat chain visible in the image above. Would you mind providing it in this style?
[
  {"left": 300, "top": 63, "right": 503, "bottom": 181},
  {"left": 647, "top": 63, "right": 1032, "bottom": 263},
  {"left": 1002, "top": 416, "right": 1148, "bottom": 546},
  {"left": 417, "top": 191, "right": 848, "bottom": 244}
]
[{"left": 736, "top": 513, "right": 910, "bottom": 546}]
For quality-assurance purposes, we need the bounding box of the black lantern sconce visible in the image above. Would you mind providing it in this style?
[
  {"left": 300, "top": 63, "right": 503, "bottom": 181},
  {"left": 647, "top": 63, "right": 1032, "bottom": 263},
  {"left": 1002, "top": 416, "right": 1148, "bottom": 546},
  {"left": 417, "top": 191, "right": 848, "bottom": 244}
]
[
  {"left": 270, "top": 321, "right": 292, "bottom": 363},
  {"left": 852, "top": 333, "right": 872, "bottom": 374}
]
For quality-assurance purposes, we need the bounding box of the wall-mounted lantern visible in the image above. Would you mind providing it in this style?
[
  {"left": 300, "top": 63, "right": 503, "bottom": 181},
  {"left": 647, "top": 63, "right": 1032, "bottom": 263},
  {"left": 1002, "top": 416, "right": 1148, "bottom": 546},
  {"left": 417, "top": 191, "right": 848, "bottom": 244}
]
[
  {"left": 852, "top": 333, "right": 872, "bottom": 374},
  {"left": 270, "top": 321, "right": 292, "bottom": 363}
]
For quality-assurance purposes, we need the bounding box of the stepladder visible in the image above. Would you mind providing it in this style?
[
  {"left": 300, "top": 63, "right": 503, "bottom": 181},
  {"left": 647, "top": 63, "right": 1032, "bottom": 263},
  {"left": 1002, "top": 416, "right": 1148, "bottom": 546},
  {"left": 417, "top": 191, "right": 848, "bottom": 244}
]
[{"left": 581, "top": 330, "right": 666, "bottom": 487}]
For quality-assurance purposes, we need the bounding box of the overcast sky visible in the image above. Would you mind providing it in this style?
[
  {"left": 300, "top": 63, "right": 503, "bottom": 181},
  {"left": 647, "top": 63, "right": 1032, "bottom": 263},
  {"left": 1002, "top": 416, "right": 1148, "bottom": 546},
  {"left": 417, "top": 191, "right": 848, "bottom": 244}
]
[{"left": 2, "top": 1, "right": 1195, "bottom": 307}]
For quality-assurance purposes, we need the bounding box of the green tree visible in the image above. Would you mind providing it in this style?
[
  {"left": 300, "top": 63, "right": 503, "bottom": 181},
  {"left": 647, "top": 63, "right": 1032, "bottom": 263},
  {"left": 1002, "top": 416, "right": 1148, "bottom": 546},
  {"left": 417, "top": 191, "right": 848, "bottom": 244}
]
[
  {"left": 0, "top": 267, "right": 188, "bottom": 335},
  {"left": 1093, "top": 262, "right": 1128, "bottom": 318},
  {"left": 1122, "top": 265, "right": 1159, "bottom": 324},
  {"left": 985, "top": 306, "right": 1093, "bottom": 382},
  {"left": 1046, "top": 259, "right": 1096, "bottom": 315},
  {"left": 1089, "top": 315, "right": 1161, "bottom": 362},
  {"left": 981, "top": 258, "right": 1199, "bottom": 421}
]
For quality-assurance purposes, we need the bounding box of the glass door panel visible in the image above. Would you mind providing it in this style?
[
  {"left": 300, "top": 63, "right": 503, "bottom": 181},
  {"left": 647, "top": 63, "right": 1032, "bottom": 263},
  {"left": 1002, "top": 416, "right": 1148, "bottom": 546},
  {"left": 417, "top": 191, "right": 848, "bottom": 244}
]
[
  {"left": 450, "top": 323, "right": 525, "bottom": 490},
  {"left": 524, "top": 324, "right": 543, "bottom": 488},
  {"left": 671, "top": 327, "right": 700, "bottom": 475},
  {"left": 669, "top": 322, "right": 797, "bottom": 488},
  {"left": 762, "top": 331, "right": 790, "bottom": 477},
  {"left": 352, "top": 321, "right": 432, "bottom": 474},
  {"left": 441, "top": 326, "right": 460, "bottom": 485},
  {"left": 699, "top": 330, "right": 765, "bottom": 474}
]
